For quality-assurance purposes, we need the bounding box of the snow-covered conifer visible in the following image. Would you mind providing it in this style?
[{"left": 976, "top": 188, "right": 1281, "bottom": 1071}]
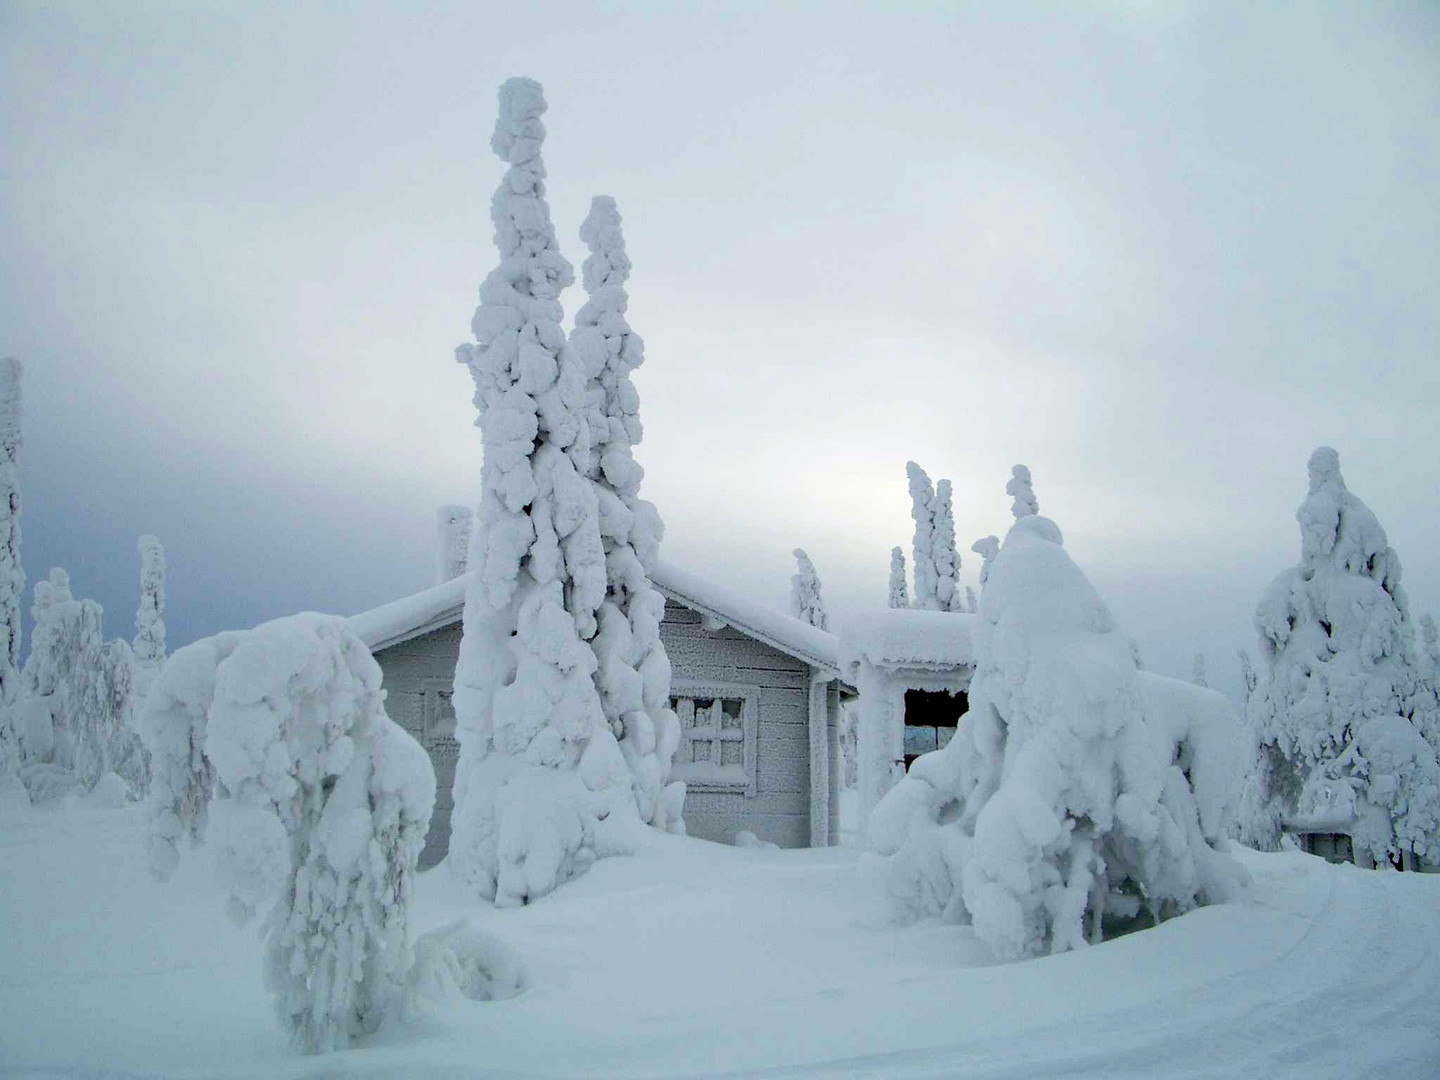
[
  {"left": 1006, "top": 464, "right": 1038, "bottom": 520},
  {"left": 1192, "top": 652, "right": 1208, "bottom": 688},
  {"left": 1237, "top": 649, "right": 1258, "bottom": 705},
  {"left": 930, "top": 480, "right": 961, "bottom": 611},
  {"left": 449, "top": 79, "right": 638, "bottom": 907},
  {"left": 907, "top": 462, "right": 939, "bottom": 609},
  {"left": 138, "top": 614, "right": 435, "bottom": 1052},
  {"left": 965, "top": 586, "right": 978, "bottom": 613},
  {"left": 0, "top": 358, "right": 22, "bottom": 704},
  {"left": 570, "top": 194, "right": 685, "bottom": 835},
  {"left": 435, "top": 505, "right": 473, "bottom": 585},
  {"left": 869, "top": 515, "right": 1245, "bottom": 959},
  {"left": 971, "top": 535, "right": 999, "bottom": 588},
  {"left": 133, "top": 535, "right": 166, "bottom": 699},
  {"left": 790, "top": 548, "right": 829, "bottom": 631},
  {"left": 887, "top": 547, "right": 908, "bottom": 609},
  {"left": 1239, "top": 448, "right": 1440, "bottom": 864}
]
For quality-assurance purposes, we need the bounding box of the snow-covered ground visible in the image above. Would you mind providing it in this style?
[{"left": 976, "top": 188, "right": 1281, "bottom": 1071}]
[{"left": 2, "top": 792, "right": 1438, "bottom": 1079}]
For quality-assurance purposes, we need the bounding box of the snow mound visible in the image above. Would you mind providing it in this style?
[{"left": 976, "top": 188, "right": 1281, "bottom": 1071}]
[{"left": 405, "top": 918, "right": 528, "bottom": 1011}]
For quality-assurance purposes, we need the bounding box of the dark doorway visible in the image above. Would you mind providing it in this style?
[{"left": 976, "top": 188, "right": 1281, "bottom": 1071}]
[{"left": 903, "top": 689, "right": 968, "bottom": 770}]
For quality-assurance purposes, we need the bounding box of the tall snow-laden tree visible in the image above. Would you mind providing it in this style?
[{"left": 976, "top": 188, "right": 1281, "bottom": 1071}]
[
  {"left": 449, "top": 78, "right": 638, "bottom": 907},
  {"left": 1007, "top": 464, "right": 1038, "bottom": 519},
  {"left": 436, "top": 505, "right": 474, "bottom": 585},
  {"left": 1237, "top": 649, "right": 1258, "bottom": 705},
  {"left": 1239, "top": 447, "right": 1440, "bottom": 865},
  {"left": 869, "top": 515, "right": 1246, "bottom": 959},
  {"left": 0, "top": 358, "right": 22, "bottom": 703},
  {"left": 138, "top": 614, "right": 435, "bottom": 1053},
  {"left": 887, "top": 547, "right": 908, "bottom": 609},
  {"left": 931, "top": 479, "right": 962, "bottom": 611},
  {"left": 133, "top": 535, "right": 166, "bottom": 700},
  {"left": 965, "top": 586, "right": 978, "bottom": 614},
  {"left": 790, "top": 548, "right": 829, "bottom": 631},
  {"left": 907, "top": 462, "right": 939, "bottom": 609},
  {"left": 570, "top": 193, "right": 685, "bottom": 834},
  {"left": 971, "top": 535, "right": 999, "bottom": 588},
  {"left": 1192, "top": 652, "right": 1208, "bottom": 688}
]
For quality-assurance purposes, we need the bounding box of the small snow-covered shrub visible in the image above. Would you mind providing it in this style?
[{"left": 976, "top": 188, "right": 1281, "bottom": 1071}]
[
  {"left": 870, "top": 515, "right": 1246, "bottom": 960},
  {"left": 405, "top": 919, "right": 528, "bottom": 1011},
  {"left": 137, "top": 613, "right": 436, "bottom": 1053}
]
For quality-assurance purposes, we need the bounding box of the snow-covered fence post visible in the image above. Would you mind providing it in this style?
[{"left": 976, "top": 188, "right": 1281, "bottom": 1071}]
[
  {"left": 790, "top": 548, "right": 829, "bottom": 631},
  {"left": 449, "top": 78, "right": 639, "bottom": 906},
  {"left": 571, "top": 194, "right": 685, "bottom": 835},
  {"left": 1239, "top": 447, "right": 1440, "bottom": 864},
  {"left": 435, "top": 505, "right": 474, "bottom": 585},
  {"left": 887, "top": 547, "right": 908, "bottom": 609},
  {"left": 138, "top": 614, "right": 436, "bottom": 1053}
]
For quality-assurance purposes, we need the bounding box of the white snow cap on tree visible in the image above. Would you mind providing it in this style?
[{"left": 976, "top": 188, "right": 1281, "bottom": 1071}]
[
  {"left": 887, "top": 547, "right": 908, "bottom": 609},
  {"left": 1239, "top": 447, "right": 1440, "bottom": 864},
  {"left": 1192, "top": 652, "right": 1208, "bottom": 688},
  {"left": 450, "top": 78, "right": 644, "bottom": 908},
  {"left": 570, "top": 193, "right": 684, "bottom": 834},
  {"left": 435, "top": 505, "right": 474, "bottom": 585},
  {"left": 790, "top": 548, "right": 829, "bottom": 631},
  {"left": 1007, "top": 464, "right": 1038, "bottom": 520},
  {"left": 971, "top": 535, "right": 999, "bottom": 588},
  {"left": 868, "top": 514, "right": 1246, "bottom": 960},
  {"left": 133, "top": 535, "right": 166, "bottom": 691},
  {"left": 907, "top": 462, "right": 939, "bottom": 610},
  {"left": 138, "top": 614, "right": 435, "bottom": 1053}
]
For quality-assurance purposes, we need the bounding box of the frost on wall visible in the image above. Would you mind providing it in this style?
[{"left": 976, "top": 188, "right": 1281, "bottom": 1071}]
[
  {"left": 138, "top": 613, "right": 436, "bottom": 1053},
  {"left": 907, "top": 462, "right": 939, "bottom": 609},
  {"left": 971, "top": 535, "right": 998, "bottom": 589},
  {"left": 133, "top": 535, "right": 166, "bottom": 701},
  {"left": 1007, "top": 464, "right": 1038, "bottom": 520},
  {"left": 436, "top": 505, "right": 474, "bottom": 585},
  {"left": 450, "top": 79, "right": 641, "bottom": 908},
  {"left": 571, "top": 194, "right": 685, "bottom": 835},
  {"left": 790, "top": 548, "right": 829, "bottom": 632},
  {"left": 868, "top": 515, "right": 1246, "bottom": 961},
  {"left": 1239, "top": 448, "right": 1440, "bottom": 865},
  {"left": 887, "top": 547, "right": 908, "bottom": 609}
]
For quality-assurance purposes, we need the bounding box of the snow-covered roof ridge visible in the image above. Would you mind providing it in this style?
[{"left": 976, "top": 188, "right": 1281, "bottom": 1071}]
[
  {"left": 350, "top": 560, "right": 842, "bottom": 675},
  {"left": 838, "top": 607, "right": 977, "bottom": 672}
]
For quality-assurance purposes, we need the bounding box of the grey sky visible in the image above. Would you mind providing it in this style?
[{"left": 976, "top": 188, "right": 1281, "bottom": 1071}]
[{"left": 2, "top": 1, "right": 1437, "bottom": 701}]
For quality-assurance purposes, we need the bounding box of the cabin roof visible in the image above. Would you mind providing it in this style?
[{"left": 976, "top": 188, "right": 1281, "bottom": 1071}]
[
  {"left": 838, "top": 607, "right": 977, "bottom": 674},
  {"left": 350, "top": 558, "right": 842, "bottom": 676}
]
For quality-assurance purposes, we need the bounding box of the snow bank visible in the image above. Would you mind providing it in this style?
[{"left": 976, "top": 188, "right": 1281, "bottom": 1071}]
[{"left": 870, "top": 515, "right": 1246, "bottom": 959}]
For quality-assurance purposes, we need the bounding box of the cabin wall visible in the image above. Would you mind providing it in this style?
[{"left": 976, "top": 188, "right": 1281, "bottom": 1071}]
[{"left": 371, "top": 599, "right": 817, "bottom": 864}]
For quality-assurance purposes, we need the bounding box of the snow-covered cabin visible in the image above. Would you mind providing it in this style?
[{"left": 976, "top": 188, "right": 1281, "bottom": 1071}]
[
  {"left": 839, "top": 609, "right": 977, "bottom": 833},
  {"left": 351, "top": 561, "right": 852, "bottom": 867}
]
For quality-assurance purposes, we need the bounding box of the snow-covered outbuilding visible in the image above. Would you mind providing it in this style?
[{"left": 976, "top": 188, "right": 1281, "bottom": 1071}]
[
  {"left": 352, "top": 560, "right": 852, "bottom": 866},
  {"left": 838, "top": 609, "right": 977, "bottom": 834}
]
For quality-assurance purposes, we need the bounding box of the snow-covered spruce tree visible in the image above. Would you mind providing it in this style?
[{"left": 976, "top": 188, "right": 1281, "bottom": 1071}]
[
  {"left": 971, "top": 535, "right": 999, "bottom": 588},
  {"left": 888, "top": 547, "right": 908, "bottom": 609},
  {"left": 1007, "top": 464, "right": 1038, "bottom": 519},
  {"left": 931, "top": 479, "right": 962, "bottom": 611},
  {"left": 907, "top": 462, "right": 939, "bottom": 609},
  {"left": 965, "top": 586, "right": 978, "bottom": 614},
  {"left": 1237, "top": 649, "right": 1258, "bottom": 706},
  {"left": 1192, "top": 652, "right": 1208, "bottom": 688},
  {"left": 449, "top": 79, "right": 640, "bottom": 907},
  {"left": 436, "top": 505, "right": 474, "bottom": 585},
  {"left": 570, "top": 193, "right": 685, "bottom": 833},
  {"left": 790, "top": 548, "right": 829, "bottom": 631},
  {"left": 1239, "top": 448, "right": 1440, "bottom": 864},
  {"left": 133, "top": 535, "right": 166, "bottom": 699},
  {"left": 0, "top": 358, "right": 22, "bottom": 784},
  {"left": 138, "top": 614, "right": 435, "bottom": 1053},
  {"left": 868, "top": 514, "right": 1245, "bottom": 960}
]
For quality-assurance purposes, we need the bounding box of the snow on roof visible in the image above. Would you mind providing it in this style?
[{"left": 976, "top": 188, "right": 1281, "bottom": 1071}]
[
  {"left": 350, "top": 559, "right": 842, "bottom": 675},
  {"left": 838, "top": 607, "right": 977, "bottom": 674}
]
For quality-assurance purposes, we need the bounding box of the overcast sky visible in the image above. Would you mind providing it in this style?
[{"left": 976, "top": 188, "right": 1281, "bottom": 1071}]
[{"left": 2, "top": 0, "right": 1437, "bottom": 702}]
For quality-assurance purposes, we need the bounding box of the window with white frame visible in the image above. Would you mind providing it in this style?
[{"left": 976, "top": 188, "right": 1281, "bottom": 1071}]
[{"left": 669, "top": 682, "right": 759, "bottom": 796}]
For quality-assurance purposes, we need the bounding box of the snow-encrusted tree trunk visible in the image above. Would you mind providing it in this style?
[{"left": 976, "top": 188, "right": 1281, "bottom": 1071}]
[
  {"left": 449, "top": 79, "right": 638, "bottom": 907},
  {"left": 868, "top": 515, "right": 1246, "bottom": 960},
  {"left": 907, "top": 462, "right": 939, "bottom": 609},
  {"left": 790, "top": 548, "right": 829, "bottom": 631},
  {"left": 1192, "top": 652, "right": 1208, "bottom": 688},
  {"left": 436, "top": 505, "right": 474, "bottom": 585},
  {"left": 887, "top": 547, "right": 908, "bottom": 609},
  {"left": 570, "top": 193, "right": 685, "bottom": 834},
  {"left": 1006, "top": 464, "right": 1038, "bottom": 519},
  {"left": 1239, "top": 448, "right": 1440, "bottom": 864},
  {"left": 971, "top": 535, "right": 999, "bottom": 594},
  {"left": 133, "top": 535, "right": 166, "bottom": 701},
  {"left": 138, "top": 614, "right": 435, "bottom": 1053}
]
